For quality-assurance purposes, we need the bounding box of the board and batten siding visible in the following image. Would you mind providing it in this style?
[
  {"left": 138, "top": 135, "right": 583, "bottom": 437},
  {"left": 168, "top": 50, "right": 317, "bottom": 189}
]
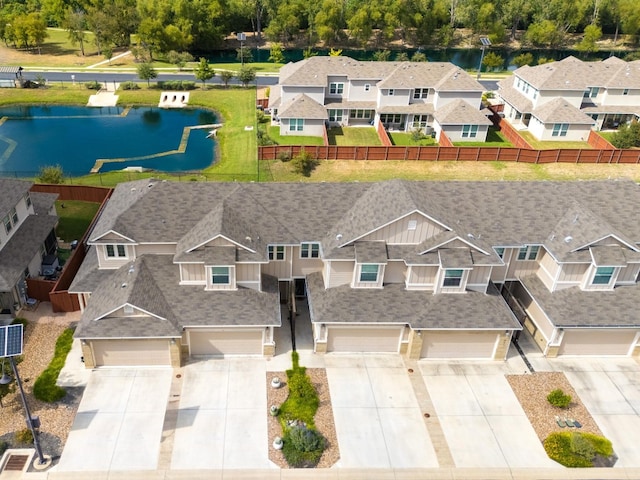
[
  {"left": 262, "top": 246, "right": 293, "bottom": 280},
  {"left": 407, "top": 265, "right": 438, "bottom": 289},
  {"left": 237, "top": 263, "right": 260, "bottom": 290},
  {"left": 556, "top": 263, "right": 589, "bottom": 289},
  {"left": 291, "top": 246, "right": 324, "bottom": 277},
  {"left": 467, "top": 266, "right": 491, "bottom": 292},
  {"left": 326, "top": 260, "right": 355, "bottom": 287},
  {"left": 383, "top": 261, "right": 406, "bottom": 284},
  {"left": 180, "top": 263, "right": 205, "bottom": 284},
  {"left": 537, "top": 251, "right": 559, "bottom": 291},
  {"left": 507, "top": 253, "right": 539, "bottom": 279},
  {"left": 135, "top": 243, "right": 176, "bottom": 255},
  {"left": 617, "top": 263, "right": 640, "bottom": 284},
  {"left": 97, "top": 244, "right": 132, "bottom": 269},
  {"left": 360, "top": 212, "right": 444, "bottom": 245},
  {"left": 511, "top": 282, "right": 554, "bottom": 341}
]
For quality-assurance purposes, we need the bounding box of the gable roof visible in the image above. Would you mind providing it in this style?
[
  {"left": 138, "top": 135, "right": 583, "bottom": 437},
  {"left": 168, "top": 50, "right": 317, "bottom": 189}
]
[
  {"left": 433, "top": 99, "right": 493, "bottom": 126},
  {"left": 531, "top": 98, "right": 596, "bottom": 125},
  {"left": 278, "top": 94, "right": 328, "bottom": 120},
  {"left": 0, "top": 178, "right": 30, "bottom": 219}
]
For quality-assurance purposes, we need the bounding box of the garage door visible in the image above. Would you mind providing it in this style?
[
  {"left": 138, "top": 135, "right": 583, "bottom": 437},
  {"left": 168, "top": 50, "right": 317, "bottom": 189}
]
[
  {"left": 326, "top": 326, "right": 402, "bottom": 353},
  {"left": 559, "top": 329, "right": 637, "bottom": 356},
  {"left": 421, "top": 331, "right": 499, "bottom": 359},
  {"left": 189, "top": 329, "right": 263, "bottom": 355},
  {"left": 92, "top": 339, "right": 171, "bottom": 366}
]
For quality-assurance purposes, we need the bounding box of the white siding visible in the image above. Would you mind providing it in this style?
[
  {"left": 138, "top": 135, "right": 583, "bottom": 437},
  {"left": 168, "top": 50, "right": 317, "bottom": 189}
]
[
  {"left": 433, "top": 91, "right": 481, "bottom": 110},
  {"left": 377, "top": 88, "right": 411, "bottom": 107},
  {"left": 361, "top": 212, "right": 444, "bottom": 244},
  {"left": 439, "top": 124, "right": 489, "bottom": 142}
]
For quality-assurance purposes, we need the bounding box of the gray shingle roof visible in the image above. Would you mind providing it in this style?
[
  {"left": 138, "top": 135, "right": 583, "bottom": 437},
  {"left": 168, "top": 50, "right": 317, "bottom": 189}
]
[
  {"left": 68, "top": 246, "right": 112, "bottom": 293},
  {"left": 279, "top": 56, "right": 397, "bottom": 87},
  {"left": 378, "top": 104, "right": 435, "bottom": 114},
  {"left": 355, "top": 242, "right": 388, "bottom": 264},
  {"left": 589, "top": 246, "right": 628, "bottom": 267},
  {"left": 278, "top": 94, "right": 328, "bottom": 120},
  {"left": 531, "top": 98, "right": 596, "bottom": 125},
  {"left": 30, "top": 192, "right": 58, "bottom": 216},
  {"left": 433, "top": 99, "right": 493, "bottom": 126},
  {"left": 496, "top": 79, "right": 533, "bottom": 113},
  {"left": 307, "top": 272, "right": 520, "bottom": 330},
  {"left": 0, "top": 179, "right": 30, "bottom": 219}
]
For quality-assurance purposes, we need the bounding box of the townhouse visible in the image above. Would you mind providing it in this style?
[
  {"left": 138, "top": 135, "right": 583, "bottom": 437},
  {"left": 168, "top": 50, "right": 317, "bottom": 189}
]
[
  {"left": 268, "top": 56, "right": 492, "bottom": 142},
  {"left": 497, "top": 56, "right": 640, "bottom": 141},
  {"left": 69, "top": 179, "right": 640, "bottom": 368}
]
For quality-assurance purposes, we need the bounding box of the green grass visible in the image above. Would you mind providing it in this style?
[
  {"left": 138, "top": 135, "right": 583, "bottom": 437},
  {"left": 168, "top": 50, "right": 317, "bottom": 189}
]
[
  {"left": 519, "top": 131, "right": 592, "bottom": 149},
  {"left": 327, "top": 127, "right": 380, "bottom": 146},
  {"left": 268, "top": 126, "right": 324, "bottom": 145},
  {"left": 203, "top": 62, "right": 283, "bottom": 73},
  {"left": 389, "top": 132, "right": 438, "bottom": 146},
  {"left": 598, "top": 131, "right": 616, "bottom": 142},
  {"left": 453, "top": 128, "right": 513, "bottom": 147},
  {"left": 33, "top": 327, "right": 74, "bottom": 402},
  {"left": 55, "top": 200, "right": 101, "bottom": 242}
]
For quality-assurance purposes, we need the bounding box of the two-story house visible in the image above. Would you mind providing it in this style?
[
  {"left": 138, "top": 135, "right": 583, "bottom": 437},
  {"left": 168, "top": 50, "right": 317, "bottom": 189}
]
[
  {"left": 0, "top": 179, "right": 58, "bottom": 319},
  {"left": 268, "top": 56, "right": 492, "bottom": 143},
  {"left": 497, "top": 56, "right": 640, "bottom": 141},
  {"left": 69, "top": 179, "right": 640, "bottom": 368}
]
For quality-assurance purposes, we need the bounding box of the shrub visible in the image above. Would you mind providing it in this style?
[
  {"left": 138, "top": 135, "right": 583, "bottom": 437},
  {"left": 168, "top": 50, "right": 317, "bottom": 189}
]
[
  {"left": 37, "top": 165, "right": 64, "bottom": 184},
  {"left": 610, "top": 121, "right": 640, "bottom": 149},
  {"left": 33, "top": 328, "right": 74, "bottom": 402},
  {"left": 10, "top": 317, "right": 28, "bottom": 327},
  {"left": 257, "top": 127, "right": 276, "bottom": 146},
  {"left": 0, "top": 441, "right": 8, "bottom": 456},
  {"left": 544, "top": 431, "right": 613, "bottom": 468},
  {"left": 256, "top": 109, "right": 267, "bottom": 123},
  {"left": 120, "top": 81, "right": 140, "bottom": 90},
  {"left": 15, "top": 428, "right": 33, "bottom": 445},
  {"left": 290, "top": 149, "right": 319, "bottom": 177},
  {"left": 84, "top": 81, "right": 102, "bottom": 90},
  {"left": 277, "top": 150, "right": 291, "bottom": 162},
  {"left": 547, "top": 388, "right": 572, "bottom": 408},
  {"left": 282, "top": 425, "right": 325, "bottom": 467},
  {"left": 157, "top": 80, "right": 196, "bottom": 91}
]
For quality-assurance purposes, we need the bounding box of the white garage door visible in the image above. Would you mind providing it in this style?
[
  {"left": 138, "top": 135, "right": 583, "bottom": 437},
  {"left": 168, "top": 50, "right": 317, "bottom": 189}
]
[
  {"left": 559, "top": 329, "right": 637, "bottom": 356},
  {"left": 189, "top": 329, "right": 263, "bottom": 355},
  {"left": 421, "top": 331, "right": 499, "bottom": 359},
  {"left": 327, "top": 326, "right": 402, "bottom": 353},
  {"left": 92, "top": 339, "right": 171, "bottom": 366}
]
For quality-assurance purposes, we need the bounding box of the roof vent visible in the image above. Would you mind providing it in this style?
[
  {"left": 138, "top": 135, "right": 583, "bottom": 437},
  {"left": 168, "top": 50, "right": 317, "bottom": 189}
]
[
  {"left": 573, "top": 214, "right": 579, "bottom": 223},
  {"left": 336, "top": 233, "right": 343, "bottom": 241},
  {"left": 131, "top": 187, "right": 136, "bottom": 192},
  {"left": 564, "top": 236, "right": 573, "bottom": 244},
  {"left": 467, "top": 233, "right": 475, "bottom": 239},
  {"left": 245, "top": 236, "right": 252, "bottom": 242},
  {"left": 121, "top": 282, "right": 127, "bottom": 288},
  {"left": 128, "top": 265, "right": 135, "bottom": 274}
]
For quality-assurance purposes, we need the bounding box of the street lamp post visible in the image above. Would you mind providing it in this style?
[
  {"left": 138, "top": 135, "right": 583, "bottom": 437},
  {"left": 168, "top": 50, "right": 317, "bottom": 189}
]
[
  {"left": 237, "top": 32, "right": 246, "bottom": 67},
  {"left": 477, "top": 37, "right": 492, "bottom": 80}
]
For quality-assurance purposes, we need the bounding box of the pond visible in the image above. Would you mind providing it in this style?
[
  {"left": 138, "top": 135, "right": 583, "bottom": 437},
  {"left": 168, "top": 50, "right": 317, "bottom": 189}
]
[{"left": 0, "top": 106, "right": 218, "bottom": 177}]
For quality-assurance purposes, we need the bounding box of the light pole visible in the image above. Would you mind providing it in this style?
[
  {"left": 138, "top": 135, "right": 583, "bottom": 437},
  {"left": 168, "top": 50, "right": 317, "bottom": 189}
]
[
  {"left": 238, "top": 32, "right": 246, "bottom": 67},
  {"left": 477, "top": 37, "right": 491, "bottom": 80}
]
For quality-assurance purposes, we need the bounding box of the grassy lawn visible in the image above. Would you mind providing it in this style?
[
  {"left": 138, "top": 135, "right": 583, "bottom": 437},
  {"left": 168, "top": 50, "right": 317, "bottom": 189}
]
[
  {"left": 598, "top": 131, "right": 616, "bottom": 142},
  {"left": 327, "top": 127, "right": 380, "bottom": 146},
  {"left": 268, "top": 126, "right": 324, "bottom": 145},
  {"left": 453, "top": 127, "right": 513, "bottom": 147},
  {"left": 55, "top": 200, "right": 101, "bottom": 242},
  {"left": 389, "top": 132, "right": 438, "bottom": 146},
  {"left": 519, "top": 131, "right": 592, "bottom": 150}
]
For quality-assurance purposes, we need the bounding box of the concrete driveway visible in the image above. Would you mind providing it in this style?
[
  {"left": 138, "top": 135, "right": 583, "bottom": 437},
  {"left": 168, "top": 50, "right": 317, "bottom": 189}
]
[
  {"left": 420, "top": 361, "right": 560, "bottom": 469},
  {"left": 325, "top": 354, "right": 438, "bottom": 469},
  {"left": 57, "top": 368, "right": 172, "bottom": 471}
]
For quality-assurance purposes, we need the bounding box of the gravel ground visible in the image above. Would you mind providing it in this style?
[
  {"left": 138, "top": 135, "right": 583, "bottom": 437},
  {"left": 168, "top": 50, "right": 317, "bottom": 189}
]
[
  {"left": 266, "top": 368, "right": 340, "bottom": 468},
  {"left": 507, "top": 372, "right": 603, "bottom": 442},
  {"left": 0, "top": 306, "right": 82, "bottom": 463}
]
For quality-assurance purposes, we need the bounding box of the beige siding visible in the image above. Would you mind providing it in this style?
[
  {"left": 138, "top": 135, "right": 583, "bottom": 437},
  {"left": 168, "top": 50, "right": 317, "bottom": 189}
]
[
  {"left": 618, "top": 264, "right": 640, "bottom": 283},
  {"left": 537, "top": 251, "right": 559, "bottom": 290},
  {"left": 206, "top": 266, "right": 236, "bottom": 290},
  {"left": 262, "top": 246, "right": 293, "bottom": 280},
  {"left": 136, "top": 243, "right": 176, "bottom": 255},
  {"left": 407, "top": 266, "right": 438, "bottom": 289},
  {"left": 361, "top": 212, "right": 444, "bottom": 244},
  {"left": 490, "top": 249, "right": 512, "bottom": 284},
  {"left": 511, "top": 282, "right": 554, "bottom": 341},
  {"left": 291, "top": 246, "right": 324, "bottom": 277},
  {"left": 327, "top": 260, "right": 355, "bottom": 287},
  {"left": 180, "top": 263, "right": 205, "bottom": 284},
  {"left": 507, "top": 254, "right": 539, "bottom": 279},
  {"left": 237, "top": 263, "right": 260, "bottom": 283},
  {"left": 467, "top": 266, "right": 491, "bottom": 291},
  {"left": 556, "top": 263, "right": 589, "bottom": 289},
  {"left": 383, "top": 261, "right": 406, "bottom": 284}
]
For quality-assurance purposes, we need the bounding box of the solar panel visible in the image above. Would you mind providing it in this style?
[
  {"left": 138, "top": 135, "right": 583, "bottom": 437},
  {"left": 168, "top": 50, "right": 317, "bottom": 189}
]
[
  {"left": 480, "top": 37, "right": 492, "bottom": 46},
  {"left": 0, "top": 324, "right": 23, "bottom": 357}
]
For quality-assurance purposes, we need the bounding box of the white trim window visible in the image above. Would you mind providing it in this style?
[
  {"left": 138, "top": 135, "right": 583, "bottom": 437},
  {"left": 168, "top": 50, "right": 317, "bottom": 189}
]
[
  {"left": 359, "top": 264, "right": 379, "bottom": 282},
  {"left": 364, "top": 84, "right": 371, "bottom": 92},
  {"left": 380, "top": 114, "right": 402, "bottom": 125},
  {"left": 623, "top": 88, "right": 629, "bottom": 96},
  {"left": 517, "top": 245, "right": 540, "bottom": 261},
  {"left": 413, "top": 88, "right": 428, "bottom": 99},
  {"left": 10, "top": 208, "right": 18, "bottom": 225},
  {"left": 300, "top": 243, "right": 320, "bottom": 259},
  {"left": 3, "top": 215, "right": 12, "bottom": 234},
  {"left": 462, "top": 125, "right": 479, "bottom": 138},
  {"left": 268, "top": 245, "right": 285, "bottom": 261},
  {"left": 329, "top": 82, "right": 344, "bottom": 95},
  {"left": 591, "top": 266, "right": 615, "bottom": 286},
  {"left": 443, "top": 269, "right": 463, "bottom": 287},
  {"left": 106, "top": 244, "right": 127, "bottom": 258},
  {"left": 412, "top": 115, "right": 429, "bottom": 129},
  {"left": 24, "top": 193, "right": 31, "bottom": 208},
  {"left": 211, "top": 266, "right": 231, "bottom": 285},
  {"left": 388, "top": 89, "right": 395, "bottom": 96},
  {"left": 494, "top": 247, "right": 505, "bottom": 259},
  {"left": 551, "top": 123, "right": 569, "bottom": 137},
  {"left": 328, "top": 109, "right": 343, "bottom": 122},
  {"left": 350, "top": 109, "right": 372, "bottom": 119},
  {"left": 289, "top": 118, "right": 304, "bottom": 132}
]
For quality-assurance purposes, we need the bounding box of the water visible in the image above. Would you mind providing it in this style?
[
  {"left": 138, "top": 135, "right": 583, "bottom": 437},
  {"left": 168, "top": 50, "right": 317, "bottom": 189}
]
[{"left": 0, "top": 106, "right": 218, "bottom": 177}]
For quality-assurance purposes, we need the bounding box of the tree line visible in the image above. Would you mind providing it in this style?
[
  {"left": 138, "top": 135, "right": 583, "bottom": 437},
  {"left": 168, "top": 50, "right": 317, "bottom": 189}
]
[{"left": 0, "top": 0, "right": 638, "bottom": 58}]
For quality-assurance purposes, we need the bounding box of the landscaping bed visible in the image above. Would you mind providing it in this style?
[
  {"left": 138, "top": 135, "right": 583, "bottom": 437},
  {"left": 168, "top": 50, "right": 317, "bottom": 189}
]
[{"left": 266, "top": 368, "right": 339, "bottom": 468}]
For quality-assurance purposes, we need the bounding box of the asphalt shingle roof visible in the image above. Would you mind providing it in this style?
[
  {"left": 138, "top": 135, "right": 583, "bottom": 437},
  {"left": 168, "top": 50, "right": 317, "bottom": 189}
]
[
  {"left": 0, "top": 179, "right": 30, "bottom": 219},
  {"left": 531, "top": 98, "right": 596, "bottom": 125},
  {"left": 278, "top": 94, "right": 328, "bottom": 120},
  {"left": 433, "top": 99, "right": 493, "bottom": 126}
]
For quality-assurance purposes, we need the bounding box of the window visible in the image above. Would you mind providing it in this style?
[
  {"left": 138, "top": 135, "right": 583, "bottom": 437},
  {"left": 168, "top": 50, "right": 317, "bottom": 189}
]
[
  {"left": 289, "top": 118, "right": 304, "bottom": 132},
  {"left": 494, "top": 247, "right": 505, "bottom": 259},
  {"left": 359, "top": 264, "right": 379, "bottom": 282},
  {"left": 364, "top": 84, "right": 371, "bottom": 92},
  {"left": 518, "top": 245, "right": 540, "bottom": 261},
  {"left": 124, "top": 304, "right": 134, "bottom": 314},
  {"left": 462, "top": 125, "right": 479, "bottom": 138},
  {"left": 585, "top": 86, "right": 599, "bottom": 98},
  {"left": 211, "top": 266, "right": 230, "bottom": 285},
  {"left": 623, "top": 88, "right": 629, "bottom": 96},
  {"left": 552, "top": 123, "right": 569, "bottom": 137},
  {"left": 388, "top": 89, "right": 394, "bottom": 96},
  {"left": 10, "top": 208, "right": 18, "bottom": 225},
  {"left": 350, "top": 109, "right": 372, "bottom": 119},
  {"left": 592, "top": 266, "right": 614, "bottom": 285},
  {"left": 443, "top": 269, "right": 463, "bottom": 287},
  {"left": 533, "top": 91, "right": 538, "bottom": 99},
  {"left": 24, "top": 193, "right": 31, "bottom": 208},
  {"left": 413, "top": 88, "right": 428, "bottom": 99},
  {"left": 106, "top": 244, "right": 126, "bottom": 258},
  {"left": 268, "top": 245, "right": 285, "bottom": 261},
  {"left": 412, "top": 115, "right": 429, "bottom": 129},
  {"left": 380, "top": 114, "right": 402, "bottom": 124},
  {"left": 328, "top": 109, "right": 343, "bottom": 122},
  {"left": 3, "top": 215, "right": 11, "bottom": 234},
  {"left": 329, "top": 82, "right": 344, "bottom": 95},
  {"left": 300, "top": 243, "right": 320, "bottom": 259},
  {"left": 408, "top": 220, "right": 417, "bottom": 231}
]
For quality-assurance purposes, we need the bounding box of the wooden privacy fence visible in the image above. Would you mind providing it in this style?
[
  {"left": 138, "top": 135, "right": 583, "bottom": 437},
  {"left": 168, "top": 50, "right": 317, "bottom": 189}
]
[{"left": 30, "top": 184, "right": 112, "bottom": 203}]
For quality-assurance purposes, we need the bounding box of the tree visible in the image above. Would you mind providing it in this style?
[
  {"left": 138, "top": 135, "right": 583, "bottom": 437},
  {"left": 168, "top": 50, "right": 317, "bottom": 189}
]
[
  {"left": 236, "top": 45, "right": 254, "bottom": 63},
  {"left": 329, "top": 48, "right": 342, "bottom": 56},
  {"left": 168, "top": 51, "right": 193, "bottom": 70},
  {"left": 610, "top": 121, "right": 640, "bottom": 149},
  {"left": 373, "top": 50, "right": 391, "bottom": 61},
  {"left": 137, "top": 63, "right": 158, "bottom": 87},
  {"left": 512, "top": 52, "right": 534, "bottom": 68},
  {"left": 219, "top": 70, "right": 234, "bottom": 88},
  {"left": 63, "top": 9, "right": 87, "bottom": 56},
  {"left": 395, "top": 52, "right": 409, "bottom": 61},
  {"left": 194, "top": 58, "right": 215, "bottom": 88},
  {"left": 103, "top": 45, "right": 114, "bottom": 64},
  {"left": 237, "top": 66, "right": 256, "bottom": 87},
  {"left": 269, "top": 42, "right": 285, "bottom": 63},
  {"left": 482, "top": 51, "right": 505, "bottom": 71},
  {"left": 411, "top": 52, "right": 428, "bottom": 62},
  {"left": 38, "top": 165, "right": 64, "bottom": 184},
  {"left": 525, "top": 20, "right": 565, "bottom": 47},
  {"left": 576, "top": 24, "right": 602, "bottom": 52}
]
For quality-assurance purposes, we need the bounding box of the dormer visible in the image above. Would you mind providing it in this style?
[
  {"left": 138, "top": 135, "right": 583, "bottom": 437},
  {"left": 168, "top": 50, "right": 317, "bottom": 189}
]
[
  {"left": 352, "top": 242, "right": 387, "bottom": 289},
  {"left": 92, "top": 231, "right": 137, "bottom": 269},
  {"left": 581, "top": 245, "right": 627, "bottom": 291}
]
